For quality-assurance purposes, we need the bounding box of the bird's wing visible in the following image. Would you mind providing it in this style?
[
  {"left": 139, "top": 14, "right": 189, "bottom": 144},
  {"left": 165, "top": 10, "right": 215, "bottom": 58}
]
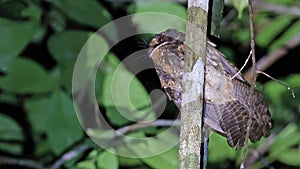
[
  {"left": 205, "top": 43, "right": 272, "bottom": 148},
  {"left": 207, "top": 44, "right": 247, "bottom": 83}
]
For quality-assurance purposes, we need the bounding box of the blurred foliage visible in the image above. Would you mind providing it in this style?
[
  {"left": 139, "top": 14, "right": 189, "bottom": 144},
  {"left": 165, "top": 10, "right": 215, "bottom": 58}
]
[
  {"left": 230, "top": 0, "right": 248, "bottom": 18},
  {"left": 0, "top": 0, "right": 299, "bottom": 169}
]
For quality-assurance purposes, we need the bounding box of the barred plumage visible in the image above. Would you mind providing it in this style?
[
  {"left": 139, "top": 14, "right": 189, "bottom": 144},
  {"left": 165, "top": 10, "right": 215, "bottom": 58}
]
[{"left": 148, "top": 29, "right": 272, "bottom": 148}]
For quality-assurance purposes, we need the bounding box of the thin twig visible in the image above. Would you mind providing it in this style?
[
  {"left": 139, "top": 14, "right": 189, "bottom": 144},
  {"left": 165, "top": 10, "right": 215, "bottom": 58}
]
[
  {"left": 0, "top": 156, "right": 46, "bottom": 169},
  {"left": 245, "top": 112, "right": 300, "bottom": 167},
  {"left": 241, "top": 0, "right": 257, "bottom": 168},
  {"left": 254, "top": 0, "right": 300, "bottom": 16},
  {"left": 221, "top": 9, "right": 237, "bottom": 27},
  {"left": 245, "top": 133, "right": 276, "bottom": 167},
  {"left": 46, "top": 118, "right": 177, "bottom": 169},
  {"left": 244, "top": 33, "right": 300, "bottom": 81},
  {"left": 257, "top": 71, "right": 295, "bottom": 98},
  {"left": 50, "top": 144, "right": 90, "bottom": 169},
  {"left": 230, "top": 50, "right": 252, "bottom": 80},
  {"left": 116, "top": 119, "right": 180, "bottom": 136}
]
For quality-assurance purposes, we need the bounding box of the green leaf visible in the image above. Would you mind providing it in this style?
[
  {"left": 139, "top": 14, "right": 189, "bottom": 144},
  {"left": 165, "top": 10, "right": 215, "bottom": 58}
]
[
  {"left": 86, "top": 128, "right": 115, "bottom": 143},
  {"left": 47, "top": 30, "right": 91, "bottom": 65},
  {"left": 0, "top": 0, "right": 27, "bottom": 19},
  {"left": 0, "top": 58, "right": 59, "bottom": 93},
  {"left": 105, "top": 106, "right": 132, "bottom": 126},
  {"left": 96, "top": 53, "right": 152, "bottom": 122},
  {"left": 103, "top": 70, "right": 153, "bottom": 121},
  {"left": 119, "top": 157, "right": 143, "bottom": 168},
  {"left": 25, "top": 90, "right": 83, "bottom": 154},
  {"left": 263, "top": 74, "right": 299, "bottom": 105},
  {"left": 97, "top": 149, "right": 119, "bottom": 169},
  {"left": 125, "top": 130, "right": 178, "bottom": 163},
  {"left": 208, "top": 133, "right": 238, "bottom": 162},
  {"left": 142, "top": 147, "right": 178, "bottom": 169},
  {"left": 128, "top": 1, "right": 187, "bottom": 32},
  {"left": 277, "top": 148, "right": 300, "bottom": 166},
  {"left": 101, "top": 64, "right": 150, "bottom": 109},
  {"left": 269, "top": 123, "right": 300, "bottom": 158},
  {"left": 77, "top": 160, "right": 96, "bottom": 169},
  {"left": 0, "top": 114, "right": 23, "bottom": 140},
  {"left": 231, "top": 0, "right": 248, "bottom": 18},
  {"left": 49, "top": 30, "right": 108, "bottom": 92},
  {"left": 263, "top": 0, "right": 296, "bottom": 5},
  {"left": 263, "top": 74, "right": 300, "bottom": 125},
  {"left": 269, "top": 20, "right": 300, "bottom": 51},
  {"left": 281, "top": 74, "right": 300, "bottom": 109},
  {"left": 256, "top": 15, "right": 294, "bottom": 48},
  {"left": 51, "top": 0, "right": 112, "bottom": 28},
  {"left": 0, "top": 114, "right": 23, "bottom": 154},
  {"left": 264, "top": 81, "right": 287, "bottom": 106},
  {"left": 0, "top": 91, "right": 18, "bottom": 105},
  {"left": 48, "top": 9, "right": 66, "bottom": 32},
  {"left": 286, "top": 74, "right": 300, "bottom": 86},
  {"left": 0, "top": 2, "right": 41, "bottom": 70},
  {"left": 59, "top": 61, "right": 76, "bottom": 93},
  {"left": 222, "top": 15, "right": 250, "bottom": 44},
  {"left": 0, "top": 18, "right": 35, "bottom": 70},
  {"left": 125, "top": 131, "right": 178, "bottom": 169},
  {"left": 25, "top": 98, "right": 50, "bottom": 132},
  {"left": 129, "top": 1, "right": 186, "bottom": 19}
]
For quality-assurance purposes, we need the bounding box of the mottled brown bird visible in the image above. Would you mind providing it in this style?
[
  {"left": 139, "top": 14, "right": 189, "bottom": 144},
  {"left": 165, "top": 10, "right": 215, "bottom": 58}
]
[{"left": 148, "top": 29, "right": 272, "bottom": 148}]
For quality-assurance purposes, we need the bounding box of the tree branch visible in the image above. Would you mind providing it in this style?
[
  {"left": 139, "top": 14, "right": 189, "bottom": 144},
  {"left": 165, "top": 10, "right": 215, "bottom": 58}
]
[
  {"left": 244, "top": 33, "right": 300, "bottom": 82},
  {"left": 50, "top": 144, "right": 90, "bottom": 169},
  {"left": 179, "top": 0, "right": 209, "bottom": 168},
  {"left": 0, "top": 156, "right": 46, "bottom": 169},
  {"left": 246, "top": 107, "right": 300, "bottom": 167},
  {"left": 254, "top": 0, "right": 300, "bottom": 17},
  {"left": 245, "top": 133, "right": 276, "bottom": 167},
  {"left": 116, "top": 119, "right": 180, "bottom": 136},
  {"left": 241, "top": 0, "right": 257, "bottom": 168}
]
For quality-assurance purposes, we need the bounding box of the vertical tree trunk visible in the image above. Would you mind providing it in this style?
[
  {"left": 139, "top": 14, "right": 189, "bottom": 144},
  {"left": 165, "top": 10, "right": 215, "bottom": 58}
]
[{"left": 178, "top": 0, "right": 209, "bottom": 168}]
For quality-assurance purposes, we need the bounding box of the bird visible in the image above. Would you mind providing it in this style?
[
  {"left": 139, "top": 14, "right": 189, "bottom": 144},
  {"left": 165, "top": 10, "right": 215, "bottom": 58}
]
[{"left": 148, "top": 29, "right": 272, "bottom": 148}]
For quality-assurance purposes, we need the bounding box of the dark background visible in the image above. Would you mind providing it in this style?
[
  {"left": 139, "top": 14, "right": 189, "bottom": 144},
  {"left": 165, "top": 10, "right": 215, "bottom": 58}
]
[{"left": 0, "top": 0, "right": 299, "bottom": 169}]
